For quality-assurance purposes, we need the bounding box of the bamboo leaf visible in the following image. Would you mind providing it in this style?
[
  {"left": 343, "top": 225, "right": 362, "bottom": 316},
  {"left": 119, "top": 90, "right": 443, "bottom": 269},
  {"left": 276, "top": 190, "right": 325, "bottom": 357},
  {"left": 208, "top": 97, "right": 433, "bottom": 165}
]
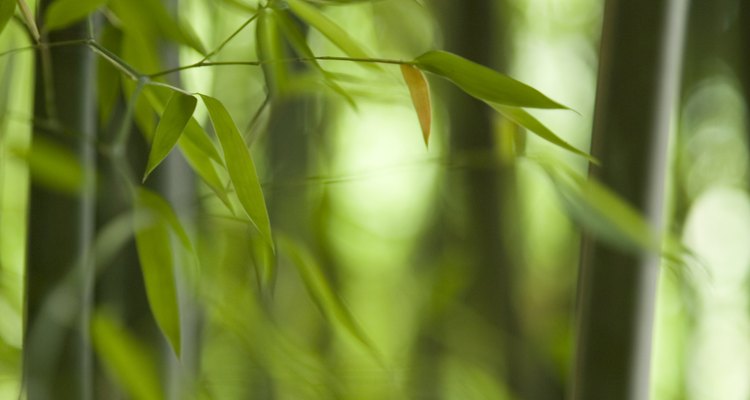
[
  {"left": 538, "top": 159, "right": 657, "bottom": 253},
  {"left": 400, "top": 64, "right": 432, "bottom": 147},
  {"left": 12, "top": 137, "right": 84, "bottom": 195},
  {"left": 493, "top": 105, "right": 597, "bottom": 163},
  {"left": 45, "top": 0, "right": 107, "bottom": 31},
  {"left": 177, "top": 134, "right": 235, "bottom": 213},
  {"left": 256, "top": 8, "right": 288, "bottom": 95},
  {"left": 285, "top": 0, "right": 370, "bottom": 59},
  {"left": 136, "top": 188, "right": 193, "bottom": 252},
  {"left": 91, "top": 312, "right": 162, "bottom": 400},
  {"left": 414, "top": 50, "right": 568, "bottom": 109},
  {"left": 200, "top": 94, "right": 272, "bottom": 247},
  {"left": 143, "top": 86, "right": 223, "bottom": 163},
  {"left": 133, "top": 193, "right": 181, "bottom": 357},
  {"left": 0, "top": 0, "right": 15, "bottom": 36},
  {"left": 144, "top": 92, "right": 197, "bottom": 181},
  {"left": 278, "top": 236, "right": 380, "bottom": 359}
]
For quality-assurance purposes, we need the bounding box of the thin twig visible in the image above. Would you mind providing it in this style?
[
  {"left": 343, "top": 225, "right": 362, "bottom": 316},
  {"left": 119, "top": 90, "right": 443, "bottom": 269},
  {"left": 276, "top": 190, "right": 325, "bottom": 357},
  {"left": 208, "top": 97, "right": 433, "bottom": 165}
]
[{"left": 200, "top": 12, "right": 260, "bottom": 63}]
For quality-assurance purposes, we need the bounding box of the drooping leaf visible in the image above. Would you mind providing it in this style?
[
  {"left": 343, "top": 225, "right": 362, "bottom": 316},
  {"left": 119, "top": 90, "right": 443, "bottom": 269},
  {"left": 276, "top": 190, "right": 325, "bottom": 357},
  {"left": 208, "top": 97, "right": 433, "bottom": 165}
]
[
  {"left": 133, "top": 192, "right": 181, "bottom": 357},
  {"left": 400, "top": 64, "right": 431, "bottom": 147},
  {"left": 177, "top": 134, "right": 234, "bottom": 213},
  {"left": 278, "top": 236, "right": 380, "bottom": 360},
  {"left": 256, "top": 8, "right": 288, "bottom": 95},
  {"left": 144, "top": 92, "right": 197, "bottom": 181},
  {"left": 91, "top": 312, "right": 162, "bottom": 400},
  {"left": 274, "top": 8, "right": 356, "bottom": 107},
  {"left": 285, "top": 0, "right": 371, "bottom": 60},
  {"left": 493, "top": 105, "right": 597, "bottom": 163},
  {"left": 0, "top": 0, "right": 15, "bottom": 36},
  {"left": 537, "top": 159, "right": 657, "bottom": 253},
  {"left": 142, "top": 86, "right": 222, "bottom": 163},
  {"left": 414, "top": 50, "right": 568, "bottom": 109},
  {"left": 200, "top": 94, "right": 272, "bottom": 248},
  {"left": 45, "top": 0, "right": 108, "bottom": 31},
  {"left": 12, "top": 137, "right": 84, "bottom": 195},
  {"left": 136, "top": 188, "right": 193, "bottom": 253}
]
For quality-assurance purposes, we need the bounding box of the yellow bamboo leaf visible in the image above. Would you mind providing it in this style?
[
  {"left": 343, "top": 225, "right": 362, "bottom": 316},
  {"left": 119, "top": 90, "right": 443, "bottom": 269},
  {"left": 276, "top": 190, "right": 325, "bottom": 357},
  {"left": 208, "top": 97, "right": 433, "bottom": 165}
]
[{"left": 400, "top": 64, "right": 432, "bottom": 147}]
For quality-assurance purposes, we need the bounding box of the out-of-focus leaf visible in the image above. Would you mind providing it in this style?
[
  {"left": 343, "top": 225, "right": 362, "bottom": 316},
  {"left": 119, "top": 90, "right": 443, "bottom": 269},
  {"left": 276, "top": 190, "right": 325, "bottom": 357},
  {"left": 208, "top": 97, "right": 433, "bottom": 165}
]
[
  {"left": 109, "top": 0, "right": 205, "bottom": 56},
  {"left": 285, "top": 0, "right": 371, "bottom": 60},
  {"left": 12, "top": 137, "right": 84, "bottom": 195},
  {"left": 537, "top": 159, "right": 657, "bottom": 253},
  {"left": 133, "top": 193, "right": 181, "bottom": 357},
  {"left": 45, "top": 0, "right": 107, "bottom": 31},
  {"left": 17, "top": 0, "right": 39, "bottom": 41},
  {"left": 136, "top": 188, "right": 193, "bottom": 252},
  {"left": 0, "top": 0, "right": 15, "bottom": 36},
  {"left": 278, "top": 236, "right": 380, "bottom": 359},
  {"left": 144, "top": 92, "right": 197, "bottom": 181},
  {"left": 400, "top": 64, "right": 431, "bottom": 147},
  {"left": 219, "top": 0, "right": 257, "bottom": 13},
  {"left": 493, "top": 105, "right": 597, "bottom": 163},
  {"left": 200, "top": 94, "right": 272, "bottom": 247},
  {"left": 274, "top": 9, "right": 356, "bottom": 107},
  {"left": 256, "top": 8, "right": 288, "bottom": 95},
  {"left": 91, "top": 312, "right": 162, "bottom": 400},
  {"left": 415, "top": 51, "right": 568, "bottom": 109}
]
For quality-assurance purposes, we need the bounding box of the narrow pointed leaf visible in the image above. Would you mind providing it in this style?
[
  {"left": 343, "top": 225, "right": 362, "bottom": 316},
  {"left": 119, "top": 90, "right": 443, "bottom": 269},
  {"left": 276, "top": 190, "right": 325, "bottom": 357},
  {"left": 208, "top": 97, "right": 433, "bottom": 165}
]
[
  {"left": 286, "top": 0, "right": 371, "bottom": 60},
  {"left": 274, "top": 8, "right": 357, "bottom": 107},
  {"left": 415, "top": 50, "right": 568, "bottom": 109},
  {"left": 45, "top": 0, "right": 107, "bottom": 31},
  {"left": 143, "top": 87, "right": 223, "bottom": 163},
  {"left": 177, "top": 134, "right": 234, "bottom": 213},
  {"left": 200, "top": 94, "right": 272, "bottom": 247},
  {"left": 134, "top": 194, "right": 181, "bottom": 357},
  {"left": 278, "top": 236, "right": 380, "bottom": 360},
  {"left": 13, "top": 137, "right": 85, "bottom": 195},
  {"left": 136, "top": 188, "right": 193, "bottom": 252},
  {"left": 539, "top": 160, "right": 656, "bottom": 253},
  {"left": 256, "top": 8, "right": 288, "bottom": 95},
  {"left": 0, "top": 0, "right": 15, "bottom": 36},
  {"left": 400, "top": 64, "right": 431, "bottom": 146},
  {"left": 144, "top": 92, "right": 197, "bottom": 181},
  {"left": 493, "top": 105, "right": 597, "bottom": 163},
  {"left": 91, "top": 312, "right": 162, "bottom": 400}
]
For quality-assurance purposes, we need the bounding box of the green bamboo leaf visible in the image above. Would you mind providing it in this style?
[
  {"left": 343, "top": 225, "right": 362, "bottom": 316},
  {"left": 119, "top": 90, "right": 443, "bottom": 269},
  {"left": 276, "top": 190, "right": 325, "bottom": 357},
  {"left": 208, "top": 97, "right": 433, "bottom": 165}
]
[
  {"left": 274, "top": 8, "right": 357, "bottom": 107},
  {"left": 200, "top": 94, "right": 272, "bottom": 247},
  {"left": 256, "top": 8, "right": 288, "bottom": 95},
  {"left": 143, "top": 87, "right": 223, "bottom": 163},
  {"left": 12, "top": 137, "right": 84, "bottom": 195},
  {"left": 493, "top": 105, "right": 597, "bottom": 163},
  {"left": 177, "top": 134, "right": 235, "bottom": 213},
  {"left": 91, "top": 312, "right": 162, "bottom": 400},
  {"left": 0, "top": 0, "right": 15, "bottom": 36},
  {"left": 285, "top": 0, "right": 371, "bottom": 60},
  {"left": 136, "top": 188, "right": 193, "bottom": 252},
  {"left": 144, "top": 92, "right": 197, "bottom": 181},
  {"left": 415, "top": 50, "right": 568, "bottom": 109},
  {"left": 538, "top": 159, "right": 656, "bottom": 253},
  {"left": 134, "top": 194, "right": 181, "bottom": 357},
  {"left": 278, "top": 236, "right": 380, "bottom": 360},
  {"left": 45, "top": 0, "right": 107, "bottom": 31}
]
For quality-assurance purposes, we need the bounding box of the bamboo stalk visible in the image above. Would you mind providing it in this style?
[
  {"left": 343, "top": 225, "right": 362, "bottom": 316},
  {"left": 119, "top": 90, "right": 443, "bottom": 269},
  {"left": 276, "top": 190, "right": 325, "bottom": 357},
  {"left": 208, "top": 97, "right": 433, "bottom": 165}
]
[
  {"left": 25, "top": 4, "right": 96, "bottom": 399},
  {"left": 571, "top": 0, "right": 688, "bottom": 399}
]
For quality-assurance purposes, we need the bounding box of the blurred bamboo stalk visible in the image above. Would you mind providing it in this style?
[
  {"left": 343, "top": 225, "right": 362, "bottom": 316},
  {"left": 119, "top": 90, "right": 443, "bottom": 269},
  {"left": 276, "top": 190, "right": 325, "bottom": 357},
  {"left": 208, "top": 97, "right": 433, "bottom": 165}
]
[
  {"left": 25, "top": 2, "right": 96, "bottom": 399},
  {"left": 572, "top": 0, "right": 688, "bottom": 399}
]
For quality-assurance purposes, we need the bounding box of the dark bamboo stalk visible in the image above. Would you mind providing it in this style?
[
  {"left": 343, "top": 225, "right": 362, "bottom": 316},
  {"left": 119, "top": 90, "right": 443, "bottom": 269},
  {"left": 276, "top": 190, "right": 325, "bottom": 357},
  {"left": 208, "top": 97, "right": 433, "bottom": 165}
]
[
  {"left": 572, "top": 0, "right": 688, "bottom": 398},
  {"left": 25, "top": 4, "right": 96, "bottom": 399}
]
